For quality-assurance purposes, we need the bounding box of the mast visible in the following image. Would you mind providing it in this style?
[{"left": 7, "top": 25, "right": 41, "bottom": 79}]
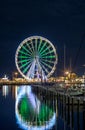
[
  {"left": 70, "top": 58, "right": 72, "bottom": 72},
  {"left": 64, "top": 45, "right": 66, "bottom": 72}
]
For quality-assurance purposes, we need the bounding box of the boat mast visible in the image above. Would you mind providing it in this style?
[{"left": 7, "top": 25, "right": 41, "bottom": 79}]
[{"left": 64, "top": 45, "right": 66, "bottom": 72}]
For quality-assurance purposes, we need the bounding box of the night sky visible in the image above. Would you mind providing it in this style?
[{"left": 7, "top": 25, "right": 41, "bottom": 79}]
[{"left": 0, "top": 0, "right": 85, "bottom": 77}]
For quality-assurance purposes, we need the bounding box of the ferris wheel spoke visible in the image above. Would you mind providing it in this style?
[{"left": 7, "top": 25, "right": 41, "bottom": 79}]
[
  {"left": 36, "top": 60, "right": 43, "bottom": 73},
  {"left": 18, "top": 56, "right": 32, "bottom": 61},
  {"left": 40, "top": 45, "right": 51, "bottom": 56},
  {"left": 22, "top": 63, "right": 32, "bottom": 74},
  {"left": 26, "top": 42, "right": 33, "bottom": 54},
  {"left": 38, "top": 62, "right": 46, "bottom": 77},
  {"left": 17, "top": 59, "right": 30, "bottom": 64},
  {"left": 21, "top": 45, "right": 32, "bottom": 56},
  {"left": 40, "top": 62, "right": 49, "bottom": 74},
  {"left": 39, "top": 41, "right": 47, "bottom": 53},
  {"left": 35, "top": 38, "right": 37, "bottom": 52},
  {"left": 26, "top": 60, "right": 36, "bottom": 78},
  {"left": 41, "top": 49, "right": 54, "bottom": 57},
  {"left": 40, "top": 60, "right": 53, "bottom": 70},
  {"left": 31, "top": 40, "right": 35, "bottom": 52},
  {"left": 18, "top": 55, "right": 30, "bottom": 59},
  {"left": 38, "top": 38, "right": 42, "bottom": 52},
  {"left": 41, "top": 58, "right": 55, "bottom": 64},
  {"left": 19, "top": 50, "right": 31, "bottom": 57},
  {"left": 19, "top": 60, "right": 32, "bottom": 69},
  {"left": 41, "top": 55, "right": 56, "bottom": 59}
]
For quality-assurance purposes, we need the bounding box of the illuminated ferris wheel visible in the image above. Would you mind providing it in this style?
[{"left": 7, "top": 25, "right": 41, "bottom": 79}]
[{"left": 15, "top": 36, "right": 58, "bottom": 80}]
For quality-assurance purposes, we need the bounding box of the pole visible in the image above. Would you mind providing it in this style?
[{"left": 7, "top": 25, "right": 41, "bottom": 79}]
[{"left": 64, "top": 45, "right": 66, "bottom": 72}]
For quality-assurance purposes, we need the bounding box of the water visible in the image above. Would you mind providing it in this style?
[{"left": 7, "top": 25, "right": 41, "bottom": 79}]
[{"left": 0, "top": 85, "right": 84, "bottom": 130}]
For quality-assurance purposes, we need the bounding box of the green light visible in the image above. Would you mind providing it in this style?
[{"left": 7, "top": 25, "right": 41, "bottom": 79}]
[
  {"left": 39, "top": 41, "right": 47, "bottom": 53},
  {"left": 18, "top": 95, "right": 54, "bottom": 125},
  {"left": 42, "top": 55, "right": 56, "bottom": 58},
  {"left": 21, "top": 45, "right": 32, "bottom": 56},
  {"left": 26, "top": 42, "right": 33, "bottom": 53},
  {"left": 41, "top": 49, "right": 54, "bottom": 56},
  {"left": 18, "top": 59, "right": 30, "bottom": 64},
  {"left": 38, "top": 104, "right": 53, "bottom": 121},
  {"left": 18, "top": 55, "right": 29, "bottom": 59},
  {"left": 19, "top": 60, "right": 32, "bottom": 69},
  {"left": 22, "top": 63, "right": 31, "bottom": 74},
  {"left": 19, "top": 95, "right": 35, "bottom": 121},
  {"left": 19, "top": 50, "right": 30, "bottom": 56},
  {"left": 40, "top": 45, "right": 51, "bottom": 55}
]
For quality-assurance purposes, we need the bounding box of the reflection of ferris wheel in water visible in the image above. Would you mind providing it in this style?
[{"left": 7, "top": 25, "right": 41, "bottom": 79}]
[{"left": 15, "top": 36, "right": 58, "bottom": 80}]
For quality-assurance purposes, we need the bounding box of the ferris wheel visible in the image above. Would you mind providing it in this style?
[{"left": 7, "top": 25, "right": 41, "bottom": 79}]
[{"left": 15, "top": 36, "right": 58, "bottom": 80}]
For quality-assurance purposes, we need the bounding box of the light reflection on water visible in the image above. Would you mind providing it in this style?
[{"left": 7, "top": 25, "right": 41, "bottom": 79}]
[
  {"left": 2, "top": 85, "right": 9, "bottom": 97},
  {"left": 15, "top": 85, "right": 56, "bottom": 130},
  {"left": 0, "top": 85, "right": 85, "bottom": 130}
]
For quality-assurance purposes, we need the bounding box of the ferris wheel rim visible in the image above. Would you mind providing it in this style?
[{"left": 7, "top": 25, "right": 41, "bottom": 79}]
[{"left": 15, "top": 36, "right": 58, "bottom": 79}]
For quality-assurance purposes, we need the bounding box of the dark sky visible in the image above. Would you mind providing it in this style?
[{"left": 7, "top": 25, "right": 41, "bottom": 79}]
[{"left": 0, "top": 0, "right": 85, "bottom": 77}]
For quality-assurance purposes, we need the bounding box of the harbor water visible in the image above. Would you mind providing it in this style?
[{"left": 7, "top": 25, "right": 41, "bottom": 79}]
[{"left": 0, "top": 85, "right": 85, "bottom": 130}]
